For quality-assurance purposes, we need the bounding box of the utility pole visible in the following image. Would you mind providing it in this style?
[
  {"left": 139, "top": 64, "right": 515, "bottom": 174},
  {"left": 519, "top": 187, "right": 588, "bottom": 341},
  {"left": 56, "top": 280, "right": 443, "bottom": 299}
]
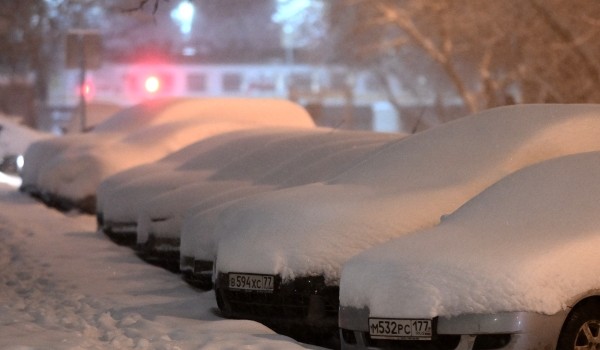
[{"left": 66, "top": 30, "right": 102, "bottom": 132}]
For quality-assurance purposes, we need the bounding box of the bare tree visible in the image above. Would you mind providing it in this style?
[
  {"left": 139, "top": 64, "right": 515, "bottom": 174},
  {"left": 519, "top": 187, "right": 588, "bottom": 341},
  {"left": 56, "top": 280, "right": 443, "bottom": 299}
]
[
  {"left": 0, "top": 0, "right": 118, "bottom": 125},
  {"left": 329, "top": 0, "right": 600, "bottom": 128},
  {"left": 519, "top": 0, "right": 600, "bottom": 103}
]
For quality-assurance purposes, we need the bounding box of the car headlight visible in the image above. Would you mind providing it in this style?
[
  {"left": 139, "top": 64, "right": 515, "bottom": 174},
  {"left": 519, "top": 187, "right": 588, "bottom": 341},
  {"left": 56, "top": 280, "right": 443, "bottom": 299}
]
[{"left": 16, "top": 155, "right": 24, "bottom": 170}]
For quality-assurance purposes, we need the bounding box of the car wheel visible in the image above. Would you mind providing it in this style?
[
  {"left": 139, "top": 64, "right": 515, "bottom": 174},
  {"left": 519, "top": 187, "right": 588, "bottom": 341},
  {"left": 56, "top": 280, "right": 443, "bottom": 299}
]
[{"left": 557, "top": 299, "right": 600, "bottom": 350}]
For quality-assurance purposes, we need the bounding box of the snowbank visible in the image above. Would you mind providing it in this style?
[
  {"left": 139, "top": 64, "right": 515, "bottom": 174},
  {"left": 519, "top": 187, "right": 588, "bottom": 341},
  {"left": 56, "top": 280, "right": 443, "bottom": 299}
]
[
  {"left": 340, "top": 151, "right": 600, "bottom": 318},
  {"left": 215, "top": 104, "right": 600, "bottom": 284},
  {"left": 0, "top": 185, "right": 321, "bottom": 349}
]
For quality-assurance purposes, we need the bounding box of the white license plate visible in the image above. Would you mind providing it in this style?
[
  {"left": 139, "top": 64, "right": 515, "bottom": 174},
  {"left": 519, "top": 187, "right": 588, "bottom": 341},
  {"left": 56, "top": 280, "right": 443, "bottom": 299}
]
[
  {"left": 368, "top": 318, "right": 432, "bottom": 340},
  {"left": 228, "top": 273, "right": 275, "bottom": 292}
]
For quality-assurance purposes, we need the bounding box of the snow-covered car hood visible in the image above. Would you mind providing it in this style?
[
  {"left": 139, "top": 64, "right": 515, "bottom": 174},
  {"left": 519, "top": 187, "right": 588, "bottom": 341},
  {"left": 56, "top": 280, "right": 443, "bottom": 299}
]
[
  {"left": 340, "top": 151, "right": 600, "bottom": 318},
  {"left": 215, "top": 104, "right": 600, "bottom": 283}
]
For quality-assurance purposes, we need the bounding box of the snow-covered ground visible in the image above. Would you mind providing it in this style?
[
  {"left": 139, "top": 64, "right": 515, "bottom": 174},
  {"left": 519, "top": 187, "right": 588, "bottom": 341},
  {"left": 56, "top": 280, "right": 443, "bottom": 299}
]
[{"left": 0, "top": 181, "right": 322, "bottom": 350}]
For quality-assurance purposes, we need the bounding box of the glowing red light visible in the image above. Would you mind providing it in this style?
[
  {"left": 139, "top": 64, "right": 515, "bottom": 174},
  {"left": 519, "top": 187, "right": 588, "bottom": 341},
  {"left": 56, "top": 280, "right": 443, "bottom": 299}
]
[
  {"left": 79, "top": 81, "right": 95, "bottom": 101},
  {"left": 144, "top": 76, "right": 161, "bottom": 93}
]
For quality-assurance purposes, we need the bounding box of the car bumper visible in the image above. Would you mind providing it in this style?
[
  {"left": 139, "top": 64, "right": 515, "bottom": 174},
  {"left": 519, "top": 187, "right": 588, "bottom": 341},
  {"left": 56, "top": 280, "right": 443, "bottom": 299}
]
[
  {"left": 215, "top": 273, "right": 340, "bottom": 337},
  {"left": 102, "top": 220, "right": 137, "bottom": 246},
  {"left": 338, "top": 306, "right": 567, "bottom": 350},
  {"left": 135, "top": 233, "right": 180, "bottom": 272},
  {"left": 180, "top": 256, "right": 213, "bottom": 289}
]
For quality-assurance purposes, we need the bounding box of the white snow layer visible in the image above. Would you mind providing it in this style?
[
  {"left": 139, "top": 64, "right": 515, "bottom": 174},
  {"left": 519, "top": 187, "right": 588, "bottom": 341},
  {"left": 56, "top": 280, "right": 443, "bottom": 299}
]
[
  {"left": 215, "top": 104, "right": 600, "bottom": 284},
  {"left": 98, "top": 128, "right": 316, "bottom": 220},
  {"left": 340, "top": 151, "right": 600, "bottom": 318},
  {"left": 136, "top": 130, "right": 398, "bottom": 244},
  {"left": 21, "top": 98, "right": 314, "bottom": 202},
  {"left": 181, "top": 134, "right": 397, "bottom": 262},
  {"left": 0, "top": 184, "right": 321, "bottom": 349}
]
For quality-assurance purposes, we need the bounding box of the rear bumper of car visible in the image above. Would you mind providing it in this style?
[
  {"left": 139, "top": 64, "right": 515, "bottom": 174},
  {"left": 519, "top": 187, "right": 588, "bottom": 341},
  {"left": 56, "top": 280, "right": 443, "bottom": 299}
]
[
  {"left": 215, "top": 272, "right": 340, "bottom": 343},
  {"left": 338, "top": 306, "right": 567, "bottom": 350}
]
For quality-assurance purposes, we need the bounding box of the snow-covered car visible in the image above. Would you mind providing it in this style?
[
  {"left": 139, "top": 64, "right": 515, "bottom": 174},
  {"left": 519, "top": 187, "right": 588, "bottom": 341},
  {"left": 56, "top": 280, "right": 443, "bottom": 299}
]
[
  {"left": 132, "top": 130, "right": 399, "bottom": 276},
  {"left": 338, "top": 151, "right": 600, "bottom": 350},
  {"left": 178, "top": 132, "right": 403, "bottom": 288},
  {"left": 211, "top": 104, "right": 600, "bottom": 342},
  {"left": 20, "top": 98, "right": 314, "bottom": 213},
  {"left": 98, "top": 128, "right": 309, "bottom": 245},
  {"left": 132, "top": 131, "right": 404, "bottom": 278}
]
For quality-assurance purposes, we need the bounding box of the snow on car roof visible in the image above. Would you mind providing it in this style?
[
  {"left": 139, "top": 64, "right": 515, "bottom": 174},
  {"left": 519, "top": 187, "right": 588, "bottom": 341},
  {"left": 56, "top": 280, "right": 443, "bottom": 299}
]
[
  {"left": 214, "top": 104, "right": 600, "bottom": 284},
  {"left": 100, "top": 128, "right": 329, "bottom": 223},
  {"left": 206, "top": 129, "right": 392, "bottom": 182},
  {"left": 21, "top": 98, "right": 314, "bottom": 206},
  {"left": 340, "top": 151, "right": 600, "bottom": 318},
  {"left": 93, "top": 97, "right": 314, "bottom": 133},
  {"left": 34, "top": 121, "right": 251, "bottom": 203},
  {"left": 97, "top": 128, "right": 298, "bottom": 214},
  {"left": 135, "top": 130, "right": 399, "bottom": 242}
]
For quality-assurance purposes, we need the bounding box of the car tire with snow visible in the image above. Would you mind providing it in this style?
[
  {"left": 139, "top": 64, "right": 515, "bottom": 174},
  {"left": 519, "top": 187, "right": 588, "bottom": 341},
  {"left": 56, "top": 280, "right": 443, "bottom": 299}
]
[{"left": 557, "top": 298, "right": 600, "bottom": 350}]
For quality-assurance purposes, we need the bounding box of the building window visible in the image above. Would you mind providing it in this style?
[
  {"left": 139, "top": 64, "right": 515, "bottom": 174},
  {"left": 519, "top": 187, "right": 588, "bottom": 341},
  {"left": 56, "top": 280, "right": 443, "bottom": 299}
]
[
  {"left": 222, "top": 73, "right": 242, "bottom": 92},
  {"left": 330, "top": 72, "right": 348, "bottom": 90},
  {"left": 288, "top": 72, "right": 312, "bottom": 91},
  {"left": 187, "top": 73, "right": 207, "bottom": 92}
]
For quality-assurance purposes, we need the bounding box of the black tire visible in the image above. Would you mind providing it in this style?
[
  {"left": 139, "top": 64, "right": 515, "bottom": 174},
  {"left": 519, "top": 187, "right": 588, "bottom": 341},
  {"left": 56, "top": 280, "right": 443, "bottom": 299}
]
[{"left": 557, "top": 299, "right": 600, "bottom": 350}]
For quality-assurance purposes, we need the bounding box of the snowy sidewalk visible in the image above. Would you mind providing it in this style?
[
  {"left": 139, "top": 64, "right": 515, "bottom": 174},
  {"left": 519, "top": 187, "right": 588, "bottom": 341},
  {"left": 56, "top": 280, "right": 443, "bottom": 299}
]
[{"left": 0, "top": 184, "right": 320, "bottom": 349}]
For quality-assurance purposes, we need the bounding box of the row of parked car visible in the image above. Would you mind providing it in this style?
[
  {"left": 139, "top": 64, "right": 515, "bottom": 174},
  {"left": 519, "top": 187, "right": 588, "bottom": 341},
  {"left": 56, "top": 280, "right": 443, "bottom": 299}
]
[{"left": 20, "top": 98, "right": 600, "bottom": 350}]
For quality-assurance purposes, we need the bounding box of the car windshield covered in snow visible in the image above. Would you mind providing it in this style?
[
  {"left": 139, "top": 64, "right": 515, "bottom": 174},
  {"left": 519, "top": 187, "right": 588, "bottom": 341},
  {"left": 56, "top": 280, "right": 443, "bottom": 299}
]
[{"left": 339, "top": 151, "right": 600, "bottom": 350}]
